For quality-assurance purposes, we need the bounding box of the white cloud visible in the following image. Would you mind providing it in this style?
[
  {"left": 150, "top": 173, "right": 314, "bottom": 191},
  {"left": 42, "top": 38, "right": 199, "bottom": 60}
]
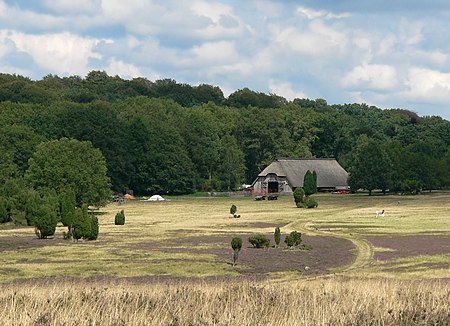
[
  {"left": 0, "top": 30, "right": 103, "bottom": 76},
  {"left": 99, "top": 0, "right": 244, "bottom": 39},
  {"left": 296, "top": 6, "right": 350, "bottom": 20},
  {"left": 191, "top": 41, "right": 238, "bottom": 62},
  {"left": 0, "top": 36, "right": 15, "bottom": 58},
  {"left": 105, "top": 59, "right": 141, "bottom": 79},
  {"left": 274, "top": 20, "right": 349, "bottom": 57},
  {"left": 405, "top": 67, "right": 450, "bottom": 101},
  {"left": 342, "top": 64, "right": 399, "bottom": 91},
  {"left": 398, "top": 19, "right": 423, "bottom": 46},
  {"left": 269, "top": 80, "right": 307, "bottom": 100}
]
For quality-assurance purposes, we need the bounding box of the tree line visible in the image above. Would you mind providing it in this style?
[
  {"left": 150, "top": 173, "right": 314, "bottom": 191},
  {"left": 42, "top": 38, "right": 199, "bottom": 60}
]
[{"left": 0, "top": 71, "right": 449, "bottom": 200}]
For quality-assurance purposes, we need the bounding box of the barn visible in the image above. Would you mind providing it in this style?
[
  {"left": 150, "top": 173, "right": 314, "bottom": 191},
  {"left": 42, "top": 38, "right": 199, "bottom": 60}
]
[{"left": 252, "top": 158, "right": 349, "bottom": 195}]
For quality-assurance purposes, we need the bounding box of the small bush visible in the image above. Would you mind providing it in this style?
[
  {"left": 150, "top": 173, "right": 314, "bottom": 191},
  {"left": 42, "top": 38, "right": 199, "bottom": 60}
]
[
  {"left": 115, "top": 209, "right": 125, "bottom": 225},
  {"left": 305, "top": 196, "right": 318, "bottom": 209},
  {"left": 285, "top": 231, "right": 302, "bottom": 247},
  {"left": 229, "top": 204, "right": 240, "bottom": 218},
  {"left": 274, "top": 227, "right": 281, "bottom": 247},
  {"left": 293, "top": 188, "right": 305, "bottom": 206},
  {"left": 249, "top": 234, "right": 270, "bottom": 248}
]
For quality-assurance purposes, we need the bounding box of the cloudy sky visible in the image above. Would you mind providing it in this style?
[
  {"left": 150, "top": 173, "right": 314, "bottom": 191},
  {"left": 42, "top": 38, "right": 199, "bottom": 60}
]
[{"left": 1, "top": 0, "right": 450, "bottom": 119}]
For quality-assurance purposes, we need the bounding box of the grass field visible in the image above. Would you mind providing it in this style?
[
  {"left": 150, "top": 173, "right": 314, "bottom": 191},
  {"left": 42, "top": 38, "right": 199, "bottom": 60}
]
[{"left": 0, "top": 192, "right": 449, "bottom": 325}]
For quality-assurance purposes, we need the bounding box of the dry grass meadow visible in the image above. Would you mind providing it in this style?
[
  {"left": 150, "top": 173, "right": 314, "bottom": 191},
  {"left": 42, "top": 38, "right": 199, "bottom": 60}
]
[{"left": 0, "top": 192, "right": 449, "bottom": 325}]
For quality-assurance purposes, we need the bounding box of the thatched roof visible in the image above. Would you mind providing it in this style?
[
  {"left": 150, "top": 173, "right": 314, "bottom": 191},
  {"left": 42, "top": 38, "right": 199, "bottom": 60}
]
[{"left": 257, "top": 158, "right": 348, "bottom": 188}]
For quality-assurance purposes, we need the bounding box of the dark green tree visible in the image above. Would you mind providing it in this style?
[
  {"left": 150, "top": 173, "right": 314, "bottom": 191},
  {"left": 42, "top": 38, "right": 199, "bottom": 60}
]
[
  {"left": 312, "top": 171, "right": 317, "bottom": 193},
  {"left": 0, "top": 125, "right": 47, "bottom": 174},
  {"left": 25, "top": 138, "right": 111, "bottom": 206},
  {"left": 0, "top": 148, "right": 18, "bottom": 184},
  {"left": 348, "top": 140, "right": 392, "bottom": 195},
  {"left": 33, "top": 193, "right": 59, "bottom": 239},
  {"left": 303, "top": 170, "right": 316, "bottom": 196},
  {"left": 274, "top": 227, "right": 281, "bottom": 248},
  {"left": 1, "top": 178, "right": 29, "bottom": 226},
  {"left": 86, "top": 214, "right": 99, "bottom": 240},
  {"left": 231, "top": 237, "right": 243, "bottom": 266},
  {"left": 25, "top": 189, "right": 41, "bottom": 226},
  {"left": 217, "top": 134, "right": 245, "bottom": 191}
]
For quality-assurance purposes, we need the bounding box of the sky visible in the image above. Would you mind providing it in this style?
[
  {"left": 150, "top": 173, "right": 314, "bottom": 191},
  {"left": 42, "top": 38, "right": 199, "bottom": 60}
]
[{"left": 1, "top": 0, "right": 450, "bottom": 120}]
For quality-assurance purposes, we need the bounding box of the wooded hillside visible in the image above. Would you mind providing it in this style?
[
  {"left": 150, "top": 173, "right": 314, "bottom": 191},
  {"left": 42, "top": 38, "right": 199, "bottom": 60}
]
[{"left": 1, "top": 71, "right": 449, "bottom": 195}]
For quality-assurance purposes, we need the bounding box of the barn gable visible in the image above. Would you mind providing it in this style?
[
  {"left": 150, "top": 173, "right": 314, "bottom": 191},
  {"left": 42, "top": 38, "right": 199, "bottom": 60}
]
[{"left": 253, "top": 158, "right": 348, "bottom": 195}]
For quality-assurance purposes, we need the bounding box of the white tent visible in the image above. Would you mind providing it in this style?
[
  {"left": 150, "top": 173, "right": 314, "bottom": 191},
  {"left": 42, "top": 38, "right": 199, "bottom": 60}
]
[{"left": 147, "top": 195, "right": 166, "bottom": 201}]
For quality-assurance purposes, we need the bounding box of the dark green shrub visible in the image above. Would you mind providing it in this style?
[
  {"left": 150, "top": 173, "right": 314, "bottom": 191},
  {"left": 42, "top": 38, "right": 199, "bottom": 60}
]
[
  {"left": 305, "top": 196, "right": 318, "bottom": 209},
  {"left": 86, "top": 215, "right": 99, "bottom": 240},
  {"left": 274, "top": 227, "right": 281, "bottom": 248},
  {"left": 33, "top": 203, "right": 57, "bottom": 239},
  {"left": 115, "top": 209, "right": 125, "bottom": 225},
  {"left": 249, "top": 234, "right": 270, "bottom": 248},
  {"left": 73, "top": 205, "right": 90, "bottom": 241},
  {"left": 293, "top": 187, "right": 305, "bottom": 207},
  {"left": 285, "top": 231, "right": 302, "bottom": 247}
]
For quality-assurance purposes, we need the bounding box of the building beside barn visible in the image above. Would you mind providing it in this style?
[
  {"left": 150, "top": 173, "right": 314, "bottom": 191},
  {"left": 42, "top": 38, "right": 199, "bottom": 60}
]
[{"left": 252, "top": 158, "right": 348, "bottom": 195}]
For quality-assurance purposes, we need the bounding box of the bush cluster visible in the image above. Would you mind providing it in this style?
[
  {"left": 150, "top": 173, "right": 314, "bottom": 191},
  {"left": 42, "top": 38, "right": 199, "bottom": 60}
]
[
  {"left": 305, "top": 196, "right": 318, "bottom": 208},
  {"left": 294, "top": 187, "right": 318, "bottom": 209},
  {"left": 285, "top": 231, "right": 302, "bottom": 247},
  {"left": 249, "top": 234, "right": 270, "bottom": 248}
]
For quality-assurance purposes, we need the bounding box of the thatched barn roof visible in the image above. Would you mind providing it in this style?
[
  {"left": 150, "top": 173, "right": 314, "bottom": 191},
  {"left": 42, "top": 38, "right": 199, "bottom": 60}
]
[{"left": 257, "top": 158, "right": 348, "bottom": 188}]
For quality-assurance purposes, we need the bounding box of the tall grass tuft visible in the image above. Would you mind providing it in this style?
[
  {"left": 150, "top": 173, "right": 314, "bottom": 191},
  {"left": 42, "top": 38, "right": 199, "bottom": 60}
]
[{"left": 0, "top": 277, "right": 448, "bottom": 325}]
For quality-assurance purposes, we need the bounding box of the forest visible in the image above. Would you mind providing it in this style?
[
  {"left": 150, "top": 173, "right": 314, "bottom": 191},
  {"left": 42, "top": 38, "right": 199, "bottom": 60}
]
[{"left": 0, "top": 71, "right": 449, "bottom": 200}]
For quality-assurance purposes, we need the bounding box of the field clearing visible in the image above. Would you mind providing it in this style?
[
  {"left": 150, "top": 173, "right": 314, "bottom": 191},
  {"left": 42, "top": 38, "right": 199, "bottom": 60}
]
[
  {"left": 0, "top": 192, "right": 449, "bottom": 325},
  {"left": 0, "top": 192, "right": 449, "bottom": 282}
]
